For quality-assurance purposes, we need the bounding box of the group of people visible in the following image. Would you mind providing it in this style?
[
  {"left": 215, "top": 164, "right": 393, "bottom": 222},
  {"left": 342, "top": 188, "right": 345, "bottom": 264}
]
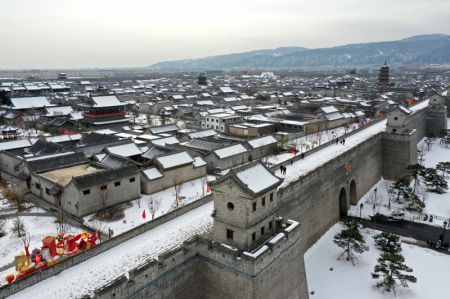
[
  {"left": 336, "top": 138, "right": 346, "bottom": 145},
  {"left": 279, "top": 165, "right": 287, "bottom": 175}
]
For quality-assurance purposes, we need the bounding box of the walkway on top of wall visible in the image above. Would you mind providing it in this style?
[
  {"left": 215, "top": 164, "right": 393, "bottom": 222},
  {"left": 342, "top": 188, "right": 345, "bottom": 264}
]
[{"left": 274, "top": 119, "right": 387, "bottom": 189}]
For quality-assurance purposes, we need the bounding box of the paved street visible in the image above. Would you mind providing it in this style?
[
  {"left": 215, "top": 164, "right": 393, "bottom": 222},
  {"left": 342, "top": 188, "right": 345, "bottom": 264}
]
[{"left": 343, "top": 214, "right": 450, "bottom": 253}]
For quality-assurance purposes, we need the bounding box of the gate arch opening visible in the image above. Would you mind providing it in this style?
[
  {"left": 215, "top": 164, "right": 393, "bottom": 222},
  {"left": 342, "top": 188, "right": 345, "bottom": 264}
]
[
  {"left": 350, "top": 180, "right": 357, "bottom": 205},
  {"left": 339, "top": 188, "right": 348, "bottom": 217}
]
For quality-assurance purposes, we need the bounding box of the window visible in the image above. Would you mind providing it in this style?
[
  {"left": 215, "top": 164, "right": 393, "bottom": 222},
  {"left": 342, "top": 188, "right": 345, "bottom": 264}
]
[
  {"left": 45, "top": 188, "right": 50, "bottom": 195},
  {"left": 269, "top": 221, "right": 273, "bottom": 230},
  {"left": 129, "top": 177, "right": 136, "bottom": 183},
  {"left": 262, "top": 197, "right": 265, "bottom": 206},
  {"left": 114, "top": 181, "right": 121, "bottom": 187},
  {"left": 394, "top": 117, "right": 398, "bottom": 120},
  {"left": 261, "top": 226, "right": 265, "bottom": 235},
  {"left": 216, "top": 119, "right": 218, "bottom": 123},
  {"left": 253, "top": 202, "right": 257, "bottom": 211},
  {"left": 227, "top": 202, "right": 234, "bottom": 211},
  {"left": 100, "top": 185, "right": 107, "bottom": 190},
  {"left": 392, "top": 129, "right": 397, "bottom": 133},
  {"left": 270, "top": 193, "right": 273, "bottom": 202},
  {"left": 35, "top": 183, "right": 41, "bottom": 189},
  {"left": 83, "top": 189, "right": 91, "bottom": 195},
  {"left": 226, "top": 229, "right": 234, "bottom": 240},
  {"left": 252, "top": 232, "right": 256, "bottom": 241}
]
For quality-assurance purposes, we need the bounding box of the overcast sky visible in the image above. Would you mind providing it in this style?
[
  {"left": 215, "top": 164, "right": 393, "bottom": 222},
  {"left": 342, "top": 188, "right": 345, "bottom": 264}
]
[{"left": 0, "top": 0, "right": 449, "bottom": 69}]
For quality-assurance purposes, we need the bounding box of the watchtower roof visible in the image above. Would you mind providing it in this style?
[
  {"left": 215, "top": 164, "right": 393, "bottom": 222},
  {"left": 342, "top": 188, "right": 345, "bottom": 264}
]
[{"left": 212, "top": 161, "right": 282, "bottom": 197}]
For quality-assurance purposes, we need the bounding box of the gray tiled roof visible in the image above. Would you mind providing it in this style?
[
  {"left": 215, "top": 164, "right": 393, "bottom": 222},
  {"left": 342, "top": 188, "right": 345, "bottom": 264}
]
[
  {"left": 27, "top": 152, "right": 88, "bottom": 173},
  {"left": 73, "top": 165, "right": 138, "bottom": 190}
]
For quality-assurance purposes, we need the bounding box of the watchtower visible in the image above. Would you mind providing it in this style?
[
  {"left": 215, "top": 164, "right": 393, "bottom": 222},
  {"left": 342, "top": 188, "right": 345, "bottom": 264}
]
[{"left": 211, "top": 162, "right": 282, "bottom": 251}]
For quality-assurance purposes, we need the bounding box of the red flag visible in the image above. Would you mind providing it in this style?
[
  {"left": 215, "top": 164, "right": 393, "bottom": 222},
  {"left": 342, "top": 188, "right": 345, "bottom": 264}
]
[
  {"left": 142, "top": 209, "right": 146, "bottom": 219},
  {"left": 344, "top": 162, "right": 350, "bottom": 174},
  {"left": 206, "top": 184, "right": 211, "bottom": 193}
]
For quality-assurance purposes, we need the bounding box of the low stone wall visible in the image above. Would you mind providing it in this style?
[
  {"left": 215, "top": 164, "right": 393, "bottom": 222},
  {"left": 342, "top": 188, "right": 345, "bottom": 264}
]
[{"left": 0, "top": 194, "right": 213, "bottom": 298}]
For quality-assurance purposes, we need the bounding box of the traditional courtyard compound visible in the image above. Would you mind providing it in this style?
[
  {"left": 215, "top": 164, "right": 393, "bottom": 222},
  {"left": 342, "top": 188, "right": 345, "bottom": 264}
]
[{"left": 0, "top": 93, "right": 448, "bottom": 298}]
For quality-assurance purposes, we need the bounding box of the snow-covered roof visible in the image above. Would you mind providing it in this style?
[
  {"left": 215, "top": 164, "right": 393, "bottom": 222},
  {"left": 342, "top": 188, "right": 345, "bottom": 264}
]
[
  {"left": 188, "top": 129, "right": 217, "bottom": 139},
  {"left": 45, "top": 134, "right": 82, "bottom": 143},
  {"left": 397, "top": 105, "right": 412, "bottom": 115},
  {"left": 247, "top": 136, "right": 277, "bottom": 149},
  {"left": 93, "top": 129, "right": 117, "bottom": 135},
  {"left": 10, "top": 96, "right": 52, "bottom": 110},
  {"left": 142, "top": 167, "right": 163, "bottom": 180},
  {"left": 193, "top": 156, "right": 207, "bottom": 168},
  {"left": 0, "top": 138, "right": 37, "bottom": 151},
  {"left": 325, "top": 112, "right": 344, "bottom": 121},
  {"left": 214, "top": 144, "right": 248, "bottom": 159},
  {"left": 321, "top": 105, "right": 339, "bottom": 114},
  {"left": 196, "top": 100, "right": 214, "bottom": 106},
  {"left": 45, "top": 106, "right": 74, "bottom": 116},
  {"left": 235, "top": 163, "right": 280, "bottom": 194},
  {"left": 91, "top": 95, "right": 125, "bottom": 107},
  {"left": 219, "top": 86, "right": 234, "bottom": 93},
  {"left": 106, "top": 143, "right": 142, "bottom": 157},
  {"left": 157, "top": 152, "right": 194, "bottom": 169},
  {"left": 151, "top": 136, "right": 179, "bottom": 147}
]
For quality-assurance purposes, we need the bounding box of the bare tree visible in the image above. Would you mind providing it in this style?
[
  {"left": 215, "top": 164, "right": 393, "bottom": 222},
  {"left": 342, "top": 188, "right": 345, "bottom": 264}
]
[
  {"left": 0, "top": 218, "right": 6, "bottom": 237},
  {"left": 148, "top": 196, "right": 162, "bottom": 220},
  {"left": 10, "top": 216, "right": 27, "bottom": 239},
  {"left": 172, "top": 177, "right": 183, "bottom": 207},
  {"left": 201, "top": 176, "right": 208, "bottom": 196}
]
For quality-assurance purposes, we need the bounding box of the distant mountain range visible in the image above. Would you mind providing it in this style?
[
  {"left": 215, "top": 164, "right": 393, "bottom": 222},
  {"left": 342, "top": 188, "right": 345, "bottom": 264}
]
[{"left": 150, "top": 34, "right": 450, "bottom": 69}]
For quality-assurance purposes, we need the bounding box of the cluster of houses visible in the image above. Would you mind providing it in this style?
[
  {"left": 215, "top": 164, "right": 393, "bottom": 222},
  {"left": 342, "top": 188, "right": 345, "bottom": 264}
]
[
  {"left": 0, "top": 70, "right": 448, "bottom": 220},
  {"left": 0, "top": 120, "right": 280, "bottom": 218}
]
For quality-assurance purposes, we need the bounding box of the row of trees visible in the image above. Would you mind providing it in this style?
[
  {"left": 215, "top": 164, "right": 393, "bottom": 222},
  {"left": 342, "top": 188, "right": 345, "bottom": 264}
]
[
  {"left": 334, "top": 221, "right": 416, "bottom": 294},
  {"left": 386, "top": 162, "right": 449, "bottom": 214}
]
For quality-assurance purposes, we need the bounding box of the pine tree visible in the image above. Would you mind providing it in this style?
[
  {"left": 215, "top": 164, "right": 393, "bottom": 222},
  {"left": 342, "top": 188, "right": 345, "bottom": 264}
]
[
  {"left": 407, "top": 164, "right": 425, "bottom": 192},
  {"left": 403, "top": 188, "right": 425, "bottom": 212},
  {"left": 389, "top": 178, "right": 409, "bottom": 203},
  {"left": 372, "top": 252, "right": 417, "bottom": 295},
  {"left": 436, "top": 162, "right": 450, "bottom": 178},
  {"left": 373, "top": 232, "right": 402, "bottom": 253},
  {"left": 333, "top": 220, "right": 369, "bottom": 266},
  {"left": 423, "top": 167, "right": 448, "bottom": 194}
]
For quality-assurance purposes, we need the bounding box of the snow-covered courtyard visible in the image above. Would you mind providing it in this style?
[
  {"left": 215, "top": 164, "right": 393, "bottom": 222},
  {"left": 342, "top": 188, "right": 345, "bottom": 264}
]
[
  {"left": 305, "top": 222, "right": 450, "bottom": 299},
  {"left": 83, "top": 175, "right": 215, "bottom": 235}
]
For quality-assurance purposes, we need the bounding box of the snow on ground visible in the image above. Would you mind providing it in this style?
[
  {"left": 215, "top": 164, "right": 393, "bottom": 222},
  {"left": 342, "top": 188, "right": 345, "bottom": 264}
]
[
  {"left": 9, "top": 202, "right": 213, "bottom": 299},
  {"left": 275, "top": 120, "right": 387, "bottom": 188},
  {"left": 349, "top": 137, "right": 450, "bottom": 227},
  {"left": 83, "top": 175, "right": 215, "bottom": 235},
  {"left": 305, "top": 222, "right": 450, "bottom": 299},
  {"left": 0, "top": 205, "right": 82, "bottom": 282},
  {"left": 266, "top": 122, "right": 361, "bottom": 166}
]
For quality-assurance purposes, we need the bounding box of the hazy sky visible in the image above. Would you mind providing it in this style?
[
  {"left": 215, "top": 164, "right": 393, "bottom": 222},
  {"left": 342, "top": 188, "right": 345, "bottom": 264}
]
[{"left": 0, "top": 0, "right": 449, "bottom": 69}]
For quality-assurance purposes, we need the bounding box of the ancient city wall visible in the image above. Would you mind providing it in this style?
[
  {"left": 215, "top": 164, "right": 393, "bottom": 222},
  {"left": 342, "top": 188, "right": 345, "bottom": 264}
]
[{"left": 277, "top": 133, "right": 383, "bottom": 251}]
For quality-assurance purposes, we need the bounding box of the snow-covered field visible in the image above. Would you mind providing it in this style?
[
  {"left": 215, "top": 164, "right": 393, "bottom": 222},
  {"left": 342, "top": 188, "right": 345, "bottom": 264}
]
[
  {"left": 0, "top": 199, "right": 82, "bottom": 285},
  {"left": 9, "top": 202, "right": 213, "bottom": 299},
  {"left": 305, "top": 222, "right": 450, "bottom": 299},
  {"left": 83, "top": 175, "right": 215, "bottom": 235}
]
